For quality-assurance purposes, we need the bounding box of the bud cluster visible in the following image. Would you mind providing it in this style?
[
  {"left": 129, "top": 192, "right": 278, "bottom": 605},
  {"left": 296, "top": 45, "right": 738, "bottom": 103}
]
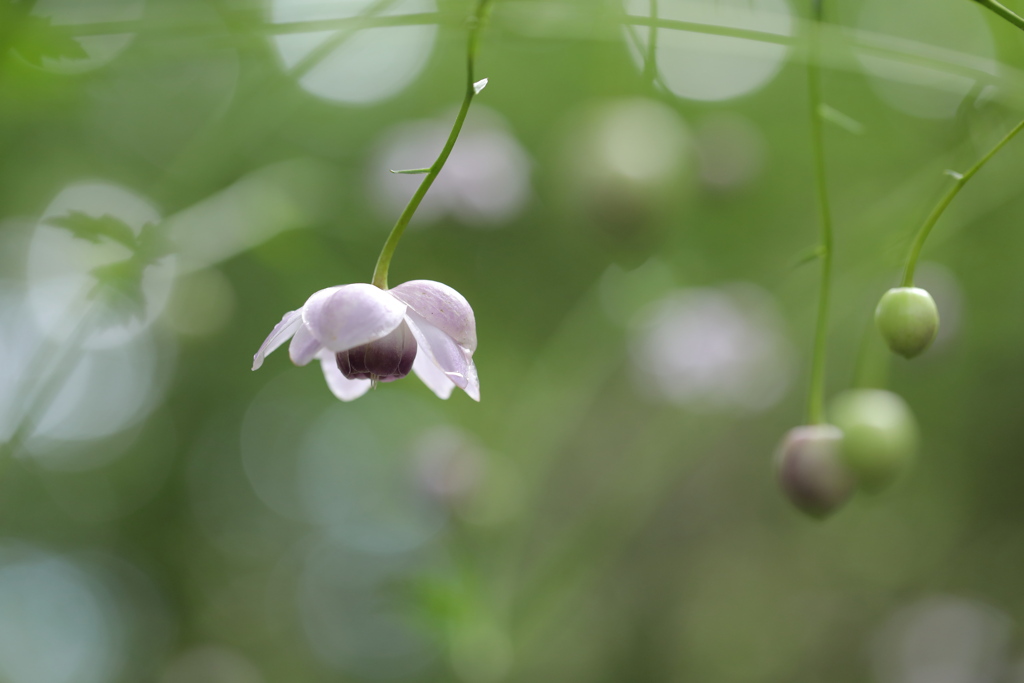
[
  {"left": 776, "top": 283, "right": 941, "bottom": 517},
  {"left": 776, "top": 389, "right": 918, "bottom": 517}
]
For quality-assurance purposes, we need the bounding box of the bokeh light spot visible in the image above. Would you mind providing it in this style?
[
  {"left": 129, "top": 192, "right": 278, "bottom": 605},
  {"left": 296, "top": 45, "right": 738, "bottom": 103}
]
[
  {"left": 855, "top": 0, "right": 996, "bottom": 119},
  {"left": 624, "top": 0, "right": 793, "bottom": 102},
  {"left": 163, "top": 268, "right": 236, "bottom": 339},
  {"left": 159, "top": 645, "right": 266, "bottom": 683},
  {"left": 299, "top": 399, "right": 445, "bottom": 553},
  {"left": 0, "top": 547, "right": 121, "bottom": 683},
  {"left": 629, "top": 283, "right": 793, "bottom": 412},
  {"left": 299, "top": 542, "right": 436, "bottom": 679},
  {"left": 28, "top": 181, "right": 175, "bottom": 349},
  {"left": 872, "top": 596, "right": 1012, "bottom": 683},
  {"left": 371, "top": 106, "right": 531, "bottom": 228},
  {"left": 271, "top": 0, "right": 438, "bottom": 105}
]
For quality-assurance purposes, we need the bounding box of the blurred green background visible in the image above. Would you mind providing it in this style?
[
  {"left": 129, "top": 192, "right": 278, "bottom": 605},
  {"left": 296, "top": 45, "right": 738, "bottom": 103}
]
[{"left": 3, "top": 0, "right": 1024, "bottom": 681}]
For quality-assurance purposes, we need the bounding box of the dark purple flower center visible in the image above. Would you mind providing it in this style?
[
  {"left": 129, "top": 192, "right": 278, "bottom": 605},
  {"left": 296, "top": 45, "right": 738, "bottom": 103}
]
[{"left": 336, "top": 321, "right": 417, "bottom": 383}]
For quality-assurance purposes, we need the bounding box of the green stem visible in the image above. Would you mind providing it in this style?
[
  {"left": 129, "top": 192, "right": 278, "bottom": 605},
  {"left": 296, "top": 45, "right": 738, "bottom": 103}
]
[
  {"left": 852, "top": 312, "right": 890, "bottom": 390},
  {"left": 968, "top": 0, "right": 1024, "bottom": 32},
  {"left": 901, "top": 117, "right": 1024, "bottom": 286},
  {"left": 48, "top": 12, "right": 454, "bottom": 38},
  {"left": 806, "top": 0, "right": 833, "bottom": 425},
  {"left": 370, "top": 0, "right": 492, "bottom": 290},
  {"left": 642, "top": 0, "right": 659, "bottom": 84}
]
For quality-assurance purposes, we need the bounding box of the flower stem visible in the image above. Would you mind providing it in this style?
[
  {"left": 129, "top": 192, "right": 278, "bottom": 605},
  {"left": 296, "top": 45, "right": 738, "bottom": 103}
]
[
  {"left": 967, "top": 0, "right": 1024, "bottom": 32},
  {"left": 371, "top": 0, "right": 493, "bottom": 290},
  {"left": 806, "top": 0, "right": 832, "bottom": 426},
  {"left": 901, "top": 117, "right": 1024, "bottom": 287}
]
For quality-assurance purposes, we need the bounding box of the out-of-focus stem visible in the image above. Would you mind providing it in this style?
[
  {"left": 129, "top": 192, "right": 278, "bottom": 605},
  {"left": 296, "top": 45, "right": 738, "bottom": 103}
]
[{"left": 806, "top": 0, "right": 833, "bottom": 425}]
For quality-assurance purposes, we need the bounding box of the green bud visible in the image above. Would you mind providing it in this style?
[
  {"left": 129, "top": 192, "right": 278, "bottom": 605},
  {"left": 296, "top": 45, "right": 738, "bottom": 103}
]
[
  {"left": 775, "top": 425, "right": 854, "bottom": 518},
  {"left": 875, "top": 287, "right": 939, "bottom": 359},
  {"left": 829, "top": 389, "right": 917, "bottom": 492}
]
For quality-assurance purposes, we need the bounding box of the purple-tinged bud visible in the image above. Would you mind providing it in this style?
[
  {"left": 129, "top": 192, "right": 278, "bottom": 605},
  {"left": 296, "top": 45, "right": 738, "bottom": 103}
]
[
  {"left": 775, "top": 424, "right": 854, "bottom": 518},
  {"left": 336, "top": 320, "right": 417, "bottom": 382}
]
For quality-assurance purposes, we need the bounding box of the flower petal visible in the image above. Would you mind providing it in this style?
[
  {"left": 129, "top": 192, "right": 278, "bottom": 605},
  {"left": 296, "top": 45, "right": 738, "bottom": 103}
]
[
  {"left": 461, "top": 355, "right": 481, "bottom": 402},
  {"left": 406, "top": 312, "right": 480, "bottom": 402},
  {"left": 389, "top": 280, "right": 477, "bottom": 353},
  {"left": 412, "top": 351, "right": 456, "bottom": 399},
  {"left": 289, "top": 322, "right": 322, "bottom": 366},
  {"left": 318, "top": 350, "right": 372, "bottom": 401},
  {"left": 302, "top": 283, "right": 407, "bottom": 352},
  {"left": 252, "top": 309, "right": 302, "bottom": 370}
]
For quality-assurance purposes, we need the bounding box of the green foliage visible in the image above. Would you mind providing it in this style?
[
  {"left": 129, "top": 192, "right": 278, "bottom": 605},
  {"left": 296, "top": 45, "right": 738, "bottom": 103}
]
[
  {"left": 48, "top": 212, "right": 173, "bottom": 319},
  {"left": 4, "top": 2, "right": 1024, "bottom": 682},
  {"left": 0, "top": 3, "right": 88, "bottom": 66},
  {"left": 47, "top": 211, "right": 138, "bottom": 249}
]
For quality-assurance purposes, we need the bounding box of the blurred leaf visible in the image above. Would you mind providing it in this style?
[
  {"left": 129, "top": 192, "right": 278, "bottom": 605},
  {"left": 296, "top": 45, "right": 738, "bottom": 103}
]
[
  {"left": 135, "top": 221, "right": 174, "bottom": 264},
  {"left": 791, "top": 244, "right": 825, "bottom": 269},
  {"left": 409, "top": 574, "right": 475, "bottom": 628},
  {"left": 5, "top": 11, "right": 88, "bottom": 66},
  {"left": 88, "top": 257, "right": 148, "bottom": 320},
  {"left": 88, "top": 220, "right": 173, "bottom": 322},
  {"left": 46, "top": 212, "right": 175, "bottom": 322},
  {"left": 818, "top": 103, "right": 865, "bottom": 135},
  {"left": 48, "top": 211, "right": 138, "bottom": 250}
]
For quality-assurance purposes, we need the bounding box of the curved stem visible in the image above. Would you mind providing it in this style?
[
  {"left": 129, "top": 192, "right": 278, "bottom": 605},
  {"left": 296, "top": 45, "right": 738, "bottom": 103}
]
[
  {"left": 806, "top": 0, "right": 832, "bottom": 425},
  {"left": 968, "top": 0, "right": 1024, "bottom": 32},
  {"left": 371, "top": 0, "right": 493, "bottom": 289},
  {"left": 901, "top": 117, "right": 1024, "bottom": 286}
]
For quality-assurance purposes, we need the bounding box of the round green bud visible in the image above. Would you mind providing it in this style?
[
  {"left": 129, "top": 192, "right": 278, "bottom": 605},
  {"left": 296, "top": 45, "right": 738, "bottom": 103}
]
[
  {"left": 775, "top": 425, "right": 854, "bottom": 518},
  {"left": 875, "top": 287, "right": 939, "bottom": 359},
  {"left": 828, "top": 389, "right": 917, "bottom": 492}
]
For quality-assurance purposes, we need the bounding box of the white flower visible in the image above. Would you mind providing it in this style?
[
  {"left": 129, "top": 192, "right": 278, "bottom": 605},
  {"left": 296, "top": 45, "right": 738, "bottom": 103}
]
[{"left": 252, "top": 280, "right": 479, "bottom": 402}]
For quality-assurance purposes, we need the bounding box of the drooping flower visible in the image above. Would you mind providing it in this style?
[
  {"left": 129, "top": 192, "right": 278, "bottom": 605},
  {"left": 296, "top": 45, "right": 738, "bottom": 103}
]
[{"left": 252, "top": 280, "right": 479, "bottom": 402}]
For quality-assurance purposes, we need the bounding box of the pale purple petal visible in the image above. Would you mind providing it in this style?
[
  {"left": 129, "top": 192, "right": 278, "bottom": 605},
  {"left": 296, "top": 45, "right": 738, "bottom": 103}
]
[
  {"left": 318, "top": 351, "right": 372, "bottom": 401},
  {"left": 389, "top": 280, "right": 477, "bottom": 353},
  {"left": 406, "top": 312, "right": 480, "bottom": 401},
  {"left": 461, "top": 355, "right": 481, "bottom": 401},
  {"left": 252, "top": 310, "right": 302, "bottom": 370},
  {"left": 302, "top": 283, "right": 407, "bottom": 352},
  {"left": 289, "top": 322, "right": 322, "bottom": 366},
  {"left": 412, "top": 351, "right": 456, "bottom": 400}
]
